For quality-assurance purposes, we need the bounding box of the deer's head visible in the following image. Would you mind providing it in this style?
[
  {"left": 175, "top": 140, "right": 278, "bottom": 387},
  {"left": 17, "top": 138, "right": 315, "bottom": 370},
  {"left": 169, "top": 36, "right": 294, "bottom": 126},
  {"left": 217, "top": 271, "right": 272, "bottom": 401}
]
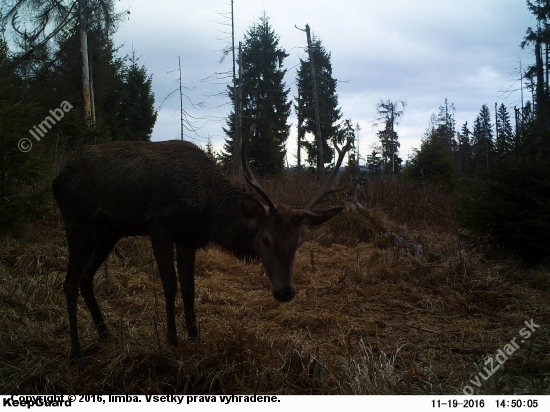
[{"left": 240, "top": 124, "right": 351, "bottom": 302}]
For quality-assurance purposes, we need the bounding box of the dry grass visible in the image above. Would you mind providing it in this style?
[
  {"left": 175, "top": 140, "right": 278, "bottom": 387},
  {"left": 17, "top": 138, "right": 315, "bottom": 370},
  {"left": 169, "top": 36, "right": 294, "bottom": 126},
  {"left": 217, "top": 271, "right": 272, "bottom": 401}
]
[{"left": 1, "top": 177, "right": 549, "bottom": 394}]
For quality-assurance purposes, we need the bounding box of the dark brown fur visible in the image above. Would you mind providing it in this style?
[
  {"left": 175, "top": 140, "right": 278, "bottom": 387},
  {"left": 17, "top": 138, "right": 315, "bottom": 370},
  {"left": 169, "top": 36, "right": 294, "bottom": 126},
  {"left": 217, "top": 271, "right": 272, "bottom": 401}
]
[{"left": 53, "top": 138, "right": 343, "bottom": 361}]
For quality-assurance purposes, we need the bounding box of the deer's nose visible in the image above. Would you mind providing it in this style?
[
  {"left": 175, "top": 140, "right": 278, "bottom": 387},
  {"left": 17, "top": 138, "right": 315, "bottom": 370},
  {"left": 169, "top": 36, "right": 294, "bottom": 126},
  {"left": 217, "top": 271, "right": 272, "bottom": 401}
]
[{"left": 273, "top": 287, "right": 295, "bottom": 302}]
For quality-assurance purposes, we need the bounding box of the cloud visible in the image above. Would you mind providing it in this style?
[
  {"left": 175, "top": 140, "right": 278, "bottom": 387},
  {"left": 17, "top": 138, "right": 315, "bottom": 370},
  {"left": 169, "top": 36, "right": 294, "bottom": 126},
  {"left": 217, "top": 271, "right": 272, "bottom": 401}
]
[{"left": 114, "top": 0, "right": 535, "bottom": 161}]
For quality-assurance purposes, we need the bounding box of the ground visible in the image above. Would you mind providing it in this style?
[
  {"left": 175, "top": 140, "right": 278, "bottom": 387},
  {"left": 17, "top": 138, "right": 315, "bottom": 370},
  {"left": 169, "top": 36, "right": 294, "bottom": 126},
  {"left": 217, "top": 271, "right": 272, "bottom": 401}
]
[{"left": 1, "top": 178, "right": 549, "bottom": 394}]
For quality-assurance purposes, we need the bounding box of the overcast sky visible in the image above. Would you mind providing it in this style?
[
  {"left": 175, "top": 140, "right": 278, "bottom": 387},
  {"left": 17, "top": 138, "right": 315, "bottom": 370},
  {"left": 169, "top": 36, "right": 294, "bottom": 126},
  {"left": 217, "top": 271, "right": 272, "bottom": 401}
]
[{"left": 114, "top": 0, "right": 535, "bottom": 164}]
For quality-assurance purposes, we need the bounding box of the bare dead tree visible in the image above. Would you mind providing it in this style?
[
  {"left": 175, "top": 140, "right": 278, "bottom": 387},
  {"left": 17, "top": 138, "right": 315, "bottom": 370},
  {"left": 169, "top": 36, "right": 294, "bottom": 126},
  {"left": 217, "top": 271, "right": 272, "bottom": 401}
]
[{"left": 296, "top": 23, "right": 324, "bottom": 178}]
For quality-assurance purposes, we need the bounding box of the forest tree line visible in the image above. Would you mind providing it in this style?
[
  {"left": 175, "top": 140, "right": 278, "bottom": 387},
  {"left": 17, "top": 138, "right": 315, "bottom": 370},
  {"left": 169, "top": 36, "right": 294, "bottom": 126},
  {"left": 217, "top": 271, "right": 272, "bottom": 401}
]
[{"left": 0, "top": 1, "right": 548, "bottom": 262}]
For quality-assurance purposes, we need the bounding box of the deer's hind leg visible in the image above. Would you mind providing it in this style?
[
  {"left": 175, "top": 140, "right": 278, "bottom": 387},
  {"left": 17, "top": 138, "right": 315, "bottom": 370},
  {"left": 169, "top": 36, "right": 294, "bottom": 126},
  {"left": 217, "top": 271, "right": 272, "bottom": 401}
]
[
  {"left": 78, "top": 233, "right": 117, "bottom": 342},
  {"left": 176, "top": 245, "right": 197, "bottom": 338},
  {"left": 64, "top": 226, "right": 92, "bottom": 361},
  {"left": 64, "top": 222, "right": 117, "bottom": 361}
]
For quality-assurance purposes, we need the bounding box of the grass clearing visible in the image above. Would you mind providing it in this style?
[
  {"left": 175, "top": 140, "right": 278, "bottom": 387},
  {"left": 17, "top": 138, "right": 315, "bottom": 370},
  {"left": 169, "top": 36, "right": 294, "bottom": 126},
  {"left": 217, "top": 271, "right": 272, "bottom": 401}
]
[{"left": 1, "top": 177, "right": 549, "bottom": 394}]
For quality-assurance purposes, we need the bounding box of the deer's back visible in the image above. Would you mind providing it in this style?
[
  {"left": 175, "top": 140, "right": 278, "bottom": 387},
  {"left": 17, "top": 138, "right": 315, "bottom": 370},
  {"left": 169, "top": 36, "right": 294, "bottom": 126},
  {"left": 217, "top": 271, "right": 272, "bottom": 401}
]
[{"left": 53, "top": 140, "right": 231, "bottom": 243}]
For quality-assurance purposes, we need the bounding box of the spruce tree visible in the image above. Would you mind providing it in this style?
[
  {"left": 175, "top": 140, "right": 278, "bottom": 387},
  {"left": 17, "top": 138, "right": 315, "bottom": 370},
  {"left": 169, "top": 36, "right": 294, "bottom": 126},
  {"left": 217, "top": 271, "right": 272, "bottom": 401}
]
[
  {"left": 521, "top": 1, "right": 550, "bottom": 127},
  {"left": 403, "top": 121, "right": 455, "bottom": 185},
  {"left": 375, "top": 100, "right": 405, "bottom": 176},
  {"left": 3, "top": 3, "right": 156, "bottom": 147},
  {"left": 336, "top": 119, "right": 356, "bottom": 183},
  {"left": 113, "top": 51, "right": 157, "bottom": 141},
  {"left": 366, "top": 146, "right": 383, "bottom": 175},
  {"left": 458, "top": 2, "right": 550, "bottom": 263},
  {"left": 457, "top": 122, "right": 471, "bottom": 175},
  {"left": 205, "top": 137, "right": 217, "bottom": 163},
  {"left": 1, "top": 0, "right": 125, "bottom": 125},
  {"left": 457, "top": 127, "right": 550, "bottom": 263},
  {"left": 495, "top": 103, "right": 514, "bottom": 157},
  {"left": 223, "top": 13, "right": 291, "bottom": 176},
  {"left": 295, "top": 35, "right": 341, "bottom": 168},
  {"left": 470, "top": 104, "right": 494, "bottom": 174},
  {"left": 436, "top": 99, "right": 456, "bottom": 151},
  {"left": 18, "top": 16, "right": 156, "bottom": 147},
  {"left": 376, "top": 120, "right": 402, "bottom": 174},
  {"left": 0, "top": 36, "right": 51, "bottom": 232}
]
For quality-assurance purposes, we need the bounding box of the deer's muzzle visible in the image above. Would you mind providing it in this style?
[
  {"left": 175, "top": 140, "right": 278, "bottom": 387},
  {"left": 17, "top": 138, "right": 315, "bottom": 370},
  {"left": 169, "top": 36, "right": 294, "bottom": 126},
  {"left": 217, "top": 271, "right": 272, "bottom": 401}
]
[{"left": 273, "top": 287, "right": 295, "bottom": 302}]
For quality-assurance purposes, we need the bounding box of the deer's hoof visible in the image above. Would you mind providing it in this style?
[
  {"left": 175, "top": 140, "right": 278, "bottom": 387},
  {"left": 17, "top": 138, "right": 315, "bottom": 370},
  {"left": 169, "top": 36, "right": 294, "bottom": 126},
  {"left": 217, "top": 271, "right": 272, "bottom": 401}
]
[
  {"left": 98, "top": 328, "right": 112, "bottom": 342},
  {"left": 167, "top": 333, "right": 179, "bottom": 348},
  {"left": 69, "top": 348, "right": 84, "bottom": 366},
  {"left": 187, "top": 325, "right": 198, "bottom": 339}
]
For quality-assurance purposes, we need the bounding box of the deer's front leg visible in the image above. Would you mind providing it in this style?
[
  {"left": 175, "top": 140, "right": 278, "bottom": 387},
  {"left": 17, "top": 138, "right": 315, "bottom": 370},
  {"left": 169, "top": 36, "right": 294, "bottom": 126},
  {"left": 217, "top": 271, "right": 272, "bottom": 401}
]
[
  {"left": 152, "top": 237, "right": 179, "bottom": 347},
  {"left": 176, "top": 245, "right": 197, "bottom": 338}
]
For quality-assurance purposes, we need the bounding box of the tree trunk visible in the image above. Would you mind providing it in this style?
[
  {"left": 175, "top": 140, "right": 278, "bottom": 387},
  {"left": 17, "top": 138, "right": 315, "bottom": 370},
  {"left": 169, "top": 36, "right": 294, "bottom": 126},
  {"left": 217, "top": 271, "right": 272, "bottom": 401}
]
[
  {"left": 305, "top": 24, "right": 324, "bottom": 178},
  {"left": 390, "top": 111, "right": 395, "bottom": 178},
  {"left": 179, "top": 56, "right": 183, "bottom": 140},
  {"left": 231, "top": 0, "right": 242, "bottom": 177},
  {"left": 237, "top": 41, "right": 243, "bottom": 175},
  {"left": 79, "top": 0, "right": 92, "bottom": 125},
  {"left": 89, "top": 50, "right": 96, "bottom": 126},
  {"left": 296, "top": 92, "right": 303, "bottom": 176},
  {"left": 535, "top": 38, "right": 545, "bottom": 128}
]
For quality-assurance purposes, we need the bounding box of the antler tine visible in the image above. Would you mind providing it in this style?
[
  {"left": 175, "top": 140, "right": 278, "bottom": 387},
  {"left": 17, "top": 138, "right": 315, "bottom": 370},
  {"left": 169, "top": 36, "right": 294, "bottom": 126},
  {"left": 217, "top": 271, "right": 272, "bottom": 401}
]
[
  {"left": 241, "top": 124, "right": 278, "bottom": 212},
  {"left": 305, "top": 138, "right": 352, "bottom": 211}
]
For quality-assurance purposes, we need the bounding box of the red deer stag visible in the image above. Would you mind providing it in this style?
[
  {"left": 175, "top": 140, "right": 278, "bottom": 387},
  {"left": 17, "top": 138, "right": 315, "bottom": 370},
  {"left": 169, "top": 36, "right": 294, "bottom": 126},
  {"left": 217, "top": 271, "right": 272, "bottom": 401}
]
[{"left": 53, "top": 124, "right": 351, "bottom": 361}]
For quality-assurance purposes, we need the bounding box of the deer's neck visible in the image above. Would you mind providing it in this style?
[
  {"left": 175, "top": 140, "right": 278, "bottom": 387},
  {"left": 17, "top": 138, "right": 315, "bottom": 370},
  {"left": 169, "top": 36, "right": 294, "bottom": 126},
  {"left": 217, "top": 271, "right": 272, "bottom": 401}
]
[{"left": 207, "top": 179, "right": 258, "bottom": 260}]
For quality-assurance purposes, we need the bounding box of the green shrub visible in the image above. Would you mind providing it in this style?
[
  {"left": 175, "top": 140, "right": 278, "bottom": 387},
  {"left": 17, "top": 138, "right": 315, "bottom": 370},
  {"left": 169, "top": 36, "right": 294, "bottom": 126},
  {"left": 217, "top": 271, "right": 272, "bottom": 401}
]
[{"left": 457, "top": 136, "right": 550, "bottom": 263}]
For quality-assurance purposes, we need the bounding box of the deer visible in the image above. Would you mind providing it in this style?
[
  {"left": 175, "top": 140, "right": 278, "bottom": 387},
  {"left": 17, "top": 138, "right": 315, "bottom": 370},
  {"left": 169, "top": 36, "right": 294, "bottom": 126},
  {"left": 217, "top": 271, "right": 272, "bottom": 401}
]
[{"left": 53, "top": 124, "right": 351, "bottom": 361}]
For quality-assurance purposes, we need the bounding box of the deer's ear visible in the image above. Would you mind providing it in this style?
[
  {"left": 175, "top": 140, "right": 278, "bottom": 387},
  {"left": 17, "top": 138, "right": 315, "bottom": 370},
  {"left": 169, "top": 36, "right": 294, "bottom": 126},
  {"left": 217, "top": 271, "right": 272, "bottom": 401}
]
[
  {"left": 241, "top": 194, "right": 268, "bottom": 220},
  {"left": 298, "top": 207, "right": 343, "bottom": 226}
]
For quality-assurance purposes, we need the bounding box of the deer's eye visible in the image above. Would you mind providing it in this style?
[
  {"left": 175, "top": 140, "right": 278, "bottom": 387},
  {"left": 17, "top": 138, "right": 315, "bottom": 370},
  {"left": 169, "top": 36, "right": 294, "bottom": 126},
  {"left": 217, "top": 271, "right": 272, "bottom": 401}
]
[{"left": 262, "top": 236, "right": 272, "bottom": 248}]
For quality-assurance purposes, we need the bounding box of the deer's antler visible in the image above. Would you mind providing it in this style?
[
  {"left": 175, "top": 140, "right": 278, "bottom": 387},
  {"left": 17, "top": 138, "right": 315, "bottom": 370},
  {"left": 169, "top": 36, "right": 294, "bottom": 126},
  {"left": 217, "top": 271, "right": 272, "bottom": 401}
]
[
  {"left": 241, "top": 124, "right": 278, "bottom": 213},
  {"left": 304, "top": 138, "right": 352, "bottom": 211}
]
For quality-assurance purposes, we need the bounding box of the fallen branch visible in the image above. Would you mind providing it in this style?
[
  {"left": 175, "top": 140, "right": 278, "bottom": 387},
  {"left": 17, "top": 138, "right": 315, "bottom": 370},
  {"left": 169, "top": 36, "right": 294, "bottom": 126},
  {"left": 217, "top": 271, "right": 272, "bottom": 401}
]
[{"left": 387, "top": 231, "right": 424, "bottom": 255}]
